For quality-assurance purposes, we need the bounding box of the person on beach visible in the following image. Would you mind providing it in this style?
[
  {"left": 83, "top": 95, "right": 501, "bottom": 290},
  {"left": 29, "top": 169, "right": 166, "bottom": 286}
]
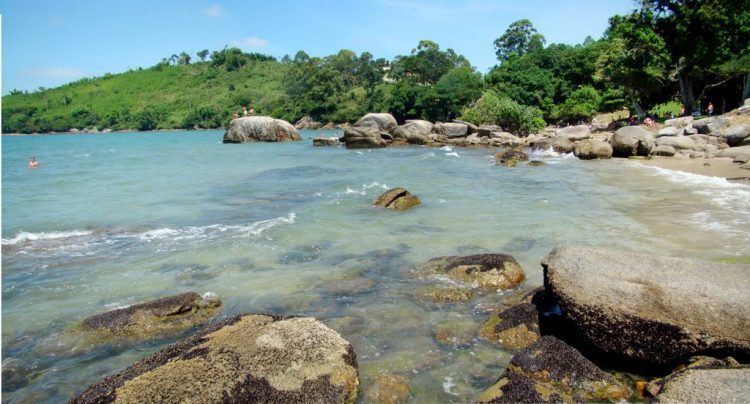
[
  {"left": 679, "top": 105, "right": 685, "bottom": 116},
  {"left": 249, "top": 106, "right": 255, "bottom": 115},
  {"left": 243, "top": 106, "right": 248, "bottom": 116},
  {"left": 707, "top": 102, "right": 714, "bottom": 115},
  {"left": 28, "top": 157, "right": 39, "bottom": 168}
]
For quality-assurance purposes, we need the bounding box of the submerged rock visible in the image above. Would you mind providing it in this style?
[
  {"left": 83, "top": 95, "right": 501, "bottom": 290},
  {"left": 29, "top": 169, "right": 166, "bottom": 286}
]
[
  {"left": 527, "top": 160, "right": 545, "bottom": 167},
  {"left": 542, "top": 245, "right": 750, "bottom": 365},
  {"left": 373, "top": 188, "right": 421, "bottom": 210},
  {"left": 418, "top": 286, "right": 474, "bottom": 302},
  {"left": 223, "top": 116, "right": 301, "bottom": 143},
  {"left": 365, "top": 373, "right": 410, "bottom": 404},
  {"left": 479, "top": 303, "right": 540, "bottom": 350},
  {"left": 415, "top": 254, "right": 524, "bottom": 291},
  {"left": 76, "top": 292, "right": 220, "bottom": 338},
  {"left": 574, "top": 139, "right": 613, "bottom": 160},
  {"left": 72, "top": 314, "right": 359, "bottom": 403},
  {"left": 313, "top": 137, "right": 341, "bottom": 147},
  {"left": 495, "top": 148, "right": 529, "bottom": 167},
  {"left": 476, "top": 336, "right": 630, "bottom": 403}
]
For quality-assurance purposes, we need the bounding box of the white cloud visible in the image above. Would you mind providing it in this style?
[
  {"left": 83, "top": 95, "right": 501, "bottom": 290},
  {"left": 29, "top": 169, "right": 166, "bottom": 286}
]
[
  {"left": 231, "top": 36, "right": 269, "bottom": 48},
  {"left": 205, "top": 4, "right": 225, "bottom": 18},
  {"left": 22, "top": 67, "right": 85, "bottom": 78}
]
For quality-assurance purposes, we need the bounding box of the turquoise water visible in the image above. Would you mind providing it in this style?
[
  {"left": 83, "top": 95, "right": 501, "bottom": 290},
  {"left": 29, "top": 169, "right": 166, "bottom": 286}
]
[{"left": 3, "top": 130, "right": 749, "bottom": 402}]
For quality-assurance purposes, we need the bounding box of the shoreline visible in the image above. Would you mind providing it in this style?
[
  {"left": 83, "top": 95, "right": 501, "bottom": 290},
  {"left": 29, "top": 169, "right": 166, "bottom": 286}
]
[{"left": 636, "top": 156, "right": 749, "bottom": 181}]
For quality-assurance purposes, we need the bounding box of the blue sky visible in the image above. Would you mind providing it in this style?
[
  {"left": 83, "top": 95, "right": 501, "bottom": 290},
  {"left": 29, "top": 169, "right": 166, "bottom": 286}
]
[{"left": 2, "top": 0, "right": 636, "bottom": 94}]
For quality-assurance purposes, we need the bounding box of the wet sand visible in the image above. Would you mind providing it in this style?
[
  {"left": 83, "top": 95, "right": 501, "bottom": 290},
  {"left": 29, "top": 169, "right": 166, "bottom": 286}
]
[{"left": 637, "top": 157, "right": 749, "bottom": 180}]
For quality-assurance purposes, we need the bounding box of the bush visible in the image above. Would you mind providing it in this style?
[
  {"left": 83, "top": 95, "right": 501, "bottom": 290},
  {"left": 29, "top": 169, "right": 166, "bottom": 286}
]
[
  {"left": 460, "top": 91, "right": 545, "bottom": 135},
  {"left": 555, "top": 86, "right": 602, "bottom": 123}
]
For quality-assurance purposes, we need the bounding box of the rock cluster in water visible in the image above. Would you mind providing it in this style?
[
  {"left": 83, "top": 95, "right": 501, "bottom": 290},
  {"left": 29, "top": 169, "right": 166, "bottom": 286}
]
[{"left": 373, "top": 187, "right": 421, "bottom": 210}]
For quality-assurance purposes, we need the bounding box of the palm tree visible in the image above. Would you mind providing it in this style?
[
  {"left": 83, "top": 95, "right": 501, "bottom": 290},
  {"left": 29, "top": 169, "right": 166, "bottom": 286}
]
[
  {"left": 197, "top": 49, "right": 209, "bottom": 63},
  {"left": 178, "top": 52, "right": 191, "bottom": 65},
  {"left": 169, "top": 54, "right": 178, "bottom": 65}
]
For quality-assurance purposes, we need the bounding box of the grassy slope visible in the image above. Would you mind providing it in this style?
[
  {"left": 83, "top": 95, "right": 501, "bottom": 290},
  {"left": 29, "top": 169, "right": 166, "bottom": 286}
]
[{"left": 2, "top": 61, "right": 289, "bottom": 132}]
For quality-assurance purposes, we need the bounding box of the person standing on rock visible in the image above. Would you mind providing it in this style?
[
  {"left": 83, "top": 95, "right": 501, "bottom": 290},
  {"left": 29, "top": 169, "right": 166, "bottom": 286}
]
[{"left": 243, "top": 106, "right": 248, "bottom": 116}]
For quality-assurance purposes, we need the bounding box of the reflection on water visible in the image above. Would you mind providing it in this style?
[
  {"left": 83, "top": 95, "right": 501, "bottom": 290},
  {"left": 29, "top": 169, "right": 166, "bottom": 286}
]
[{"left": 2, "top": 130, "right": 749, "bottom": 402}]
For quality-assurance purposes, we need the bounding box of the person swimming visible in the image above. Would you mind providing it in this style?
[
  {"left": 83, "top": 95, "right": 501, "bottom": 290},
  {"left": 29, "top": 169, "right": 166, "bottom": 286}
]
[{"left": 28, "top": 156, "right": 39, "bottom": 168}]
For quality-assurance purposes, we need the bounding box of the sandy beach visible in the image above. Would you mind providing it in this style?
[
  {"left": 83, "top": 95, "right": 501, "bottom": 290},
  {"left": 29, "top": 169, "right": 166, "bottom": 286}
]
[{"left": 637, "top": 156, "right": 749, "bottom": 180}]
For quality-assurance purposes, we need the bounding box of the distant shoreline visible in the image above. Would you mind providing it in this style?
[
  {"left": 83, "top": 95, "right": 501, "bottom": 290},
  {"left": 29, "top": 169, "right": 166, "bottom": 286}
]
[{"left": 1, "top": 128, "right": 226, "bottom": 137}]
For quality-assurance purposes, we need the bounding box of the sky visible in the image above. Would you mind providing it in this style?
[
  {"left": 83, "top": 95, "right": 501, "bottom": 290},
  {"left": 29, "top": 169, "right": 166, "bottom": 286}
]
[{"left": 1, "top": 0, "right": 637, "bottom": 94}]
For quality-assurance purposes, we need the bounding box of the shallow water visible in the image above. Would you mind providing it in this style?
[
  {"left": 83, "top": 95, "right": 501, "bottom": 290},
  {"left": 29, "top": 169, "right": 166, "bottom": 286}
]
[{"left": 2, "top": 130, "right": 749, "bottom": 402}]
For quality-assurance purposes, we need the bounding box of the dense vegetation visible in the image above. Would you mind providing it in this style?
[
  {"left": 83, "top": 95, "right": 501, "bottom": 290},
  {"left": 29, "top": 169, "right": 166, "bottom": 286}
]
[{"left": 3, "top": 0, "right": 749, "bottom": 134}]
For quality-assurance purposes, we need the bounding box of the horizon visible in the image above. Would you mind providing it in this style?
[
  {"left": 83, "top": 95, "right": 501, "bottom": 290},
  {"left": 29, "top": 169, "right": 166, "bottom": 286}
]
[{"left": 2, "top": 0, "right": 636, "bottom": 95}]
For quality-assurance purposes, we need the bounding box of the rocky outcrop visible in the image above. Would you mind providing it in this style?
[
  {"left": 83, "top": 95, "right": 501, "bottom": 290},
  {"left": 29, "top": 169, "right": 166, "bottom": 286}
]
[
  {"left": 573, "top": 139, "right": 613, "bottom": 160},
  {"left": 716, "top": 145, "right": 750, "bottom": 159},
  {"left": 72, "top": 314, "right": 359, "bottom": 403},
  {"left": 295, "top": 116, "right": 323, "bottom": 129},
  {"left": 392, "top": 120, "right": 433, "bottom": 145},
  {"left": 693, "top": 116, "right": 728, "bottom": 135},
  {"left": 76, "top": 292, "right": 220, "bottom": 338},
  {"left": 480, "top": 303, "right": 540, "bottom": 350},
  {"left": 542, "top": 245, "right": 750, "bottom": 365},
  {"left": 724, "top": 124, "right": 750, "bottom": 147},
  {"left": 476, "top": 336, "right": 629, "bottom": 403},
  {"left": 343, "top": 127, "right": 387, "bottom": 149},
  {"left": 433, "top": 122, "right": 469, "bottom": 138},
  {"left": 496, "top": 148, "right": 529, "bottom": 167},
  {"left": 353, "top": 113, "right": 398, "bottom": 133},
  {"left": 373, "top": 188, "right": 421, "bottom": 210},
  {"left": 610, "top": 126, "right": 655, "bottom": 157},
  {"left": 657, "top": 126, "right": 679, "bottom": 137},
  {"left": 556, "top": 125, "right": 591, "bottom": 141},
  {"left": 647, "top": 356, "right": 748, "bottom": 402},
  {"left": 651, "top": 145, "right": 677, "bottom": 156},
  {"left": 313, "top": 137, "right": 341, "bottom": 147},
  {"left": 223, "top": 116, "right": 302, "bottom": 143},
  {"left": 665, "top": 116, "right": 693, "bottom": 128},
  {"left": 655, "top": 135, "right": 697, "bottom": 151},
  {"left": 415, "top": 254, "right": 524, "bottom": 291}
]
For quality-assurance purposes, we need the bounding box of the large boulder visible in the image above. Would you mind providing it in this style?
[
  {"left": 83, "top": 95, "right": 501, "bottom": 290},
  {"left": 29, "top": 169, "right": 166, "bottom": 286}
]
[
  {"left": 342, "top": 127, "right": 387, "bottom": 149},
  {"left": 476, "top": 336, "right": 629, "bottom": 403},
  {"left": 353, "top": 113, "right": 397, "bottom": 133},
  {"left": 223, "top": 116, "right": 302, "bottom": 143},
  {"left": 433, "top": 122, "right": 469, "bottom": 138},
  {"left": 414, "top": 254, "right": 525, "bottom": 291},
  {"left": 651, "top": 145, "right": 677, "bottom": 157},
  {"left": 555, "top": 125, "right": 591, "bottom": 141},
  {"left": 655, "top": 135, "right": 697, "bottom": 150},
  {"left": 542, "top": 245, "right": 750, "bottom": 365},
  {"left": 76, "top": 292, "right": 220, "bottom": 338},
  {"left": 693, "top": 116, "right": 728, "bottom": 135},
  {"left": 716, "top": 145, "right": 750, "bottom": 159},
  {"left": 657, "top": 126, "right": 679, "bottom": 137},
  {"left": 573, "top": 139, "right": 613, "bottom": 160},
  {"left": 391, "top": 120, "right": 433, "bottom": 145},
  {"left": 489, "top": 132, "right": 526, "bottom": 148},
  {"left": 294, "top": 116, "right": 323, "bottom": 129},
  {"left": 610, "top": 126, "right": 655, "bottom": 157},
  {"left": 373, "top": 188, "right": 421, "bottom": 211},
  {"left": 71, "top": 314, "right": 359, "bottom": 403},
  {"left": 724, "top": 124, "right": 750, "bottom": 147},
  {"left": 665, "top": 116, "right": 693, "bottom": 128}
]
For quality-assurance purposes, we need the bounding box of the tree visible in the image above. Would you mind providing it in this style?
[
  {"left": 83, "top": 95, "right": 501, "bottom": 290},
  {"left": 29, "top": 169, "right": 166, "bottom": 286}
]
[
  {"left": 460, "top": 91, "right": 545, "bottom": 135},
  {"left": 494, "top": 19, "right": 546, "bottom": 62},
  {"left": 168, "top": 54, "right": 178, "bottom": 65},
  {"left": 390, "top": 40, "right": 470, "bottom": 85},
  {"left": 178, "top": 52, "right": 191, "bottom": 65},
  {"left": 197, "top": 49, "right": 209, "bottom": 62}
]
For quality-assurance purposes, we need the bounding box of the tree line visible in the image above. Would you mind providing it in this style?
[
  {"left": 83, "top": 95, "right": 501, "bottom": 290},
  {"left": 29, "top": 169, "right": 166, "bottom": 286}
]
[{"left": 3, "top": 0, "right": 748, "bottom": 134}]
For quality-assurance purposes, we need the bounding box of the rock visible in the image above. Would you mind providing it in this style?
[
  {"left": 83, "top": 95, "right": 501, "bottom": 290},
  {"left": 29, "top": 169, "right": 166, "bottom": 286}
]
[
  {"left": 434, "top": 319, "right": 477, "bottom": 347},
  {"left": 418, "top": 286, "right": 473, "bottom": 302},
  {"left": 223, "top": 116, "right": 302, "bottom": 143},
  {"left": 478, "top": 125, "right": 503, "bottom": 136},
  {"left": 693, "top": 116, "right": 728, "bottom": 135},
  {"left": 724, "top": 124, "right": 750, "bottom": 147},
  {"left": 610, "top": 126, "right": 655, "bottom": 157},
  {"left": 573, "top": 139, "right": 613, "bottom": 160},
  {"left": 734, "top": 153, "right": 750, "bottom": 164},
  {"left": 343, "top": 127, "right": 387, "bottom": 149},
  {"left": 392, "top": 120, "right": 433, "bottom": 145},
  {"left": 542, "top": 245, "right": 750, "bottom": 365},
  {"left": 496, "top": 148, "right": 529, "bottom": 167},
  {"left": 655, "top": 135, "right": 697, "bottom": 150},
  {"left": 465, "top": 133, "right": 484, "bottom": 145},
  {"left": 665, "top": 116, "right": 694, "bottom": 128},
  {"left": 551, "top": 137, "right": 575, "bottom": 153},
  {"left": 71, "top": 314, "right": 359, "bottom": 403},
  {"left": 647, "top": 356, "right": 748, "bottom": 402},
  {"left": 415, "top": 254, "right": 525, "bottom": 291},
  {"left": 479, "top": 303, "right": 540, "bottom": 350},
  {"left": 651, "top": 145, "right": 677, "bottom": 157},
  {"left": 76, "top": 292, "right": 220, "bottom": 338},
  {"left": 294, "top": 116, "right": 323, "bottom": 129},
  {"left": 716, "top": 145, "right": 750, "bottom": 159},
  {"left": 657, "top": 126, "right": 679, "bottom": 137},
  {"left": 365, "top": 373, "right": 410, "bottom": 404},
  {"left": 453, "top": 119, "right": 479, "bottom": 134},
  {"left": 556, "top": 125, "right": 591, "bottom": 141},
  {"left": 476, "top": 336, "right": 629, "bottom": 403},
  {"left": 433, "top": 122, "right": 469, "bottom": 138},
  {"left": 353, "top": 113, "right": 397, "bottom": 133},
  {"left": 373, "top": 188, "right": 421, "bottom": 211},
  {"left": 527, "top": 160, "right": 545, "bottom": 167},
  {"left": 489, "top": 132, "right": 526, "bottom": 148},
  {"left": 313, "top": 137, "right": 340, "bottom": 147}
]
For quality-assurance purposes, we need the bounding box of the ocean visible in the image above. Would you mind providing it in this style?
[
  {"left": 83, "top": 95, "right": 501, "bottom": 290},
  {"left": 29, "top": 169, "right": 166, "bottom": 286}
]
[{"left": 2, "top": 129, "right": 749, "bottom": 402}]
